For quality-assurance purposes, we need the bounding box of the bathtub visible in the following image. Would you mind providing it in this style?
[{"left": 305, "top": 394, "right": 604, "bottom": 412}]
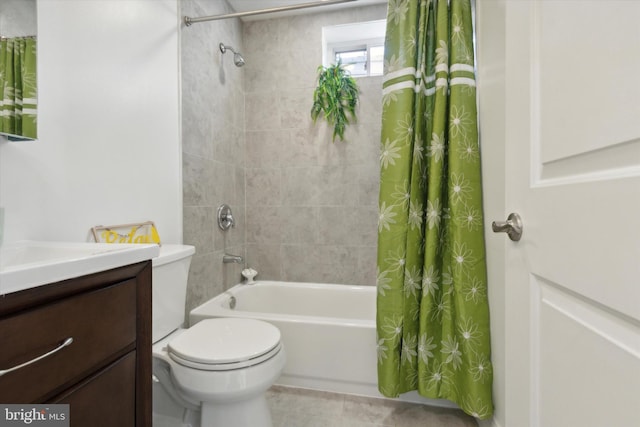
[{"left": 189, "top": 281, "right": 455, "bottom": 408}]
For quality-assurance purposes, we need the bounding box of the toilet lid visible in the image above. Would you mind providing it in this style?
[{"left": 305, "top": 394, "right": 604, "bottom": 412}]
[{"left": 167, "top": 318, "right": 281, "bottom": 369}]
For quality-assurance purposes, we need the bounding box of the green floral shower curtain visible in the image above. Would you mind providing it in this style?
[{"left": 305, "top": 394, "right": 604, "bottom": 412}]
[
  {"left": 376, "top": 0, "right": 493, "bottom": 419},
  {"left": 0, "top": 36, "right": 37, "bottom": 139}
]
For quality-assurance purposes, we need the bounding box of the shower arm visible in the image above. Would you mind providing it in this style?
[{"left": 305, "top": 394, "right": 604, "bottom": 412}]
[
  {"left": 184, "top": 0, "right": 357, "bottom": 26},
  {"left": 219, "top": 43, "right": 238, "bottom": 54}
]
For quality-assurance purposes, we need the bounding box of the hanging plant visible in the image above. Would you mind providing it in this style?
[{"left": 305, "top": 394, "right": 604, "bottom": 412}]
[{"left": 310, "top": 60, "right": 359, "bottom": 142}]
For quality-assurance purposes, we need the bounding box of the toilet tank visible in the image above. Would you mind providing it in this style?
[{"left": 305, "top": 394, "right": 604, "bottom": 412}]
[{"left": 152, "top": 244, "right": 195, "bottom": 342}]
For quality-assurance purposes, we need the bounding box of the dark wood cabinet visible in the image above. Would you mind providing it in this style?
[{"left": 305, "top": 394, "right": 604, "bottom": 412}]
[{"left": 0, "top": 261, "right": 152, "bottom": 427}]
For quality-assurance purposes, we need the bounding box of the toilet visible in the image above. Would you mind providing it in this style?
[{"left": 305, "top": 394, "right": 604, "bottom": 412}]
[{"left": 151, "top": 244, "right": 286, "bottom": 427}]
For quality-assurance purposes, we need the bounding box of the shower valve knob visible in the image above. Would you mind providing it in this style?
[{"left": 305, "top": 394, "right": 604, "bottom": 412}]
[{"left": 217, "top": 204, "right": 235, "bottom": 230}]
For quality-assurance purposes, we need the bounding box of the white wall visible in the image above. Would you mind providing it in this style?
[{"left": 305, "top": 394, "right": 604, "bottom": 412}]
[
  {"left": 0, "top": 0, "right": 182, "bottom": 244},
  {"left": 477, "top": 1, "right": 507, "bottom": 426}
]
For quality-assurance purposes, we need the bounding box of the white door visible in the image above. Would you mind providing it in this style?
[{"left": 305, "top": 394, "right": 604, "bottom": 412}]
[{"left": 484, "top": 1, "right": 640, "bottom": 426}]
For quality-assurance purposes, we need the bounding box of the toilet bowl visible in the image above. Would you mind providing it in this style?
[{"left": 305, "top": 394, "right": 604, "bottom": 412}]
[{"left": 151, "top": 245, "right": 285, "bottom": 427}]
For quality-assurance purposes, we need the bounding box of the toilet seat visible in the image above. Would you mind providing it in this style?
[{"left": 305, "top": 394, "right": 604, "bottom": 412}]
[{"left": 167, "top": 318, "right": 282, "bottom": 371}]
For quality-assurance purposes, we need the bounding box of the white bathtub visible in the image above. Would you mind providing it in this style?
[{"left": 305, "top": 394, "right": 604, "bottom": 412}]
[{"left": 189, "top": 281, "right": 455, "bottom": 408}]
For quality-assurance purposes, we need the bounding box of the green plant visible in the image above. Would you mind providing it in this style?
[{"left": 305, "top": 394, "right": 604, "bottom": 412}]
[{"left": 310, "top": 61, "right": 359, "bottom": 142}]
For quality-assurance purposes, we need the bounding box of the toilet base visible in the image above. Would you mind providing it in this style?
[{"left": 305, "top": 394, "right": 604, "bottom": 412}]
[
  {"left": 153, "top": 380, "right": 201, "bottom": 427},
  {"left": 201, "top": 395, "right": 272, "bottom": 427}
]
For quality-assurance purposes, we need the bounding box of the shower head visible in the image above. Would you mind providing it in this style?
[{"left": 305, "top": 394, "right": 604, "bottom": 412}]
[
  {"left": 233, "top": 52, "right": 245, "bottom": 67},
  {"left": 219, "top": 43, "right": 245, "bottom": 67}
]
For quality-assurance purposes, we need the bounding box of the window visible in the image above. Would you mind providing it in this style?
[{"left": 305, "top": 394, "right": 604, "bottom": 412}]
[
  {"left": 334, "top": 43, "right": 384, "bottom": 77},
  {"left": 322, "top": 20, "right": 386, "bottom": 77}
]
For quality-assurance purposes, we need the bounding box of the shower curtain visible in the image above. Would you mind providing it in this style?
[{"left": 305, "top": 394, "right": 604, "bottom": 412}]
[
  {"left": 0, "top": 36, "right": 37, "bottom": 139},
  {"left": 376, "top": 0, "right": 493, "bottom": 419}
]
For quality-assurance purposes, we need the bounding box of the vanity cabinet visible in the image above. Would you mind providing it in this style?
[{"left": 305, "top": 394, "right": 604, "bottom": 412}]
[{"left": 0, "top": 261, "right": 152, "bottom": 427}]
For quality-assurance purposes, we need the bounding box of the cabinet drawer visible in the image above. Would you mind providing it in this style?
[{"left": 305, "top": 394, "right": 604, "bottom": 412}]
[
  {"left": 0, "top": 280, "right": 137, "bottom": 402},
  {"left": 52, "top": 352, "right": 136, "bottom": 427}
]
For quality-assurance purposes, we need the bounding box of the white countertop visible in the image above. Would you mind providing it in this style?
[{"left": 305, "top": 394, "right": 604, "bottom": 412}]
[{"left": 0, "top": 240, "right": 160, "bottom": 296}]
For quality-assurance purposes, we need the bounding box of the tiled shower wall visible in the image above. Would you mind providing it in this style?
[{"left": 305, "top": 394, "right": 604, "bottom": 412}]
[
  {"left": 182, "top": 1, "right": 387, "bottom": 313},
  {"left": 181, "top": 0, "right": 246, "bottom": 312},
  {"left": 243, "top": 5, "right": 387, "bottom": 286}
]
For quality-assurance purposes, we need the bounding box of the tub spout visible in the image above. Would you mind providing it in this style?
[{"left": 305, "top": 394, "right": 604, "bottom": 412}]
[{"left": 223, "top": 254, "right": 244, "bottom": 264}]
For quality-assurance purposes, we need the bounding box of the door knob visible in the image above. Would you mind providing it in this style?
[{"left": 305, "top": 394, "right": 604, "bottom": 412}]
[{"left": 492, "top": 213, "right": 523, "bottom": 241}]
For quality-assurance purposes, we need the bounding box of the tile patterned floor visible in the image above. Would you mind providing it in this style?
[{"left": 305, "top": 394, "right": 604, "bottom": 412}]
[{"left": 266, "top": 386, "right": 478, "bottom": 427}]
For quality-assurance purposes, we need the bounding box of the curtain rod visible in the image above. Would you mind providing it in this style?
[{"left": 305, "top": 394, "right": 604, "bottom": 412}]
[{"left": 184, "top": 0, "right": 358, "bottom": 26}]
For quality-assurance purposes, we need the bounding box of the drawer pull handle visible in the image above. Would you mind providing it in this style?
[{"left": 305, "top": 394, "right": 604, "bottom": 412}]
[{"left": 0, "top": 337, "right": 74, "bottom": 377}]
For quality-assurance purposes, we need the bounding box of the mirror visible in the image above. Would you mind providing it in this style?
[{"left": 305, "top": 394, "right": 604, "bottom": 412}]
[{"left": 0, "top": 0, "right": 37, "bottom": 141}]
